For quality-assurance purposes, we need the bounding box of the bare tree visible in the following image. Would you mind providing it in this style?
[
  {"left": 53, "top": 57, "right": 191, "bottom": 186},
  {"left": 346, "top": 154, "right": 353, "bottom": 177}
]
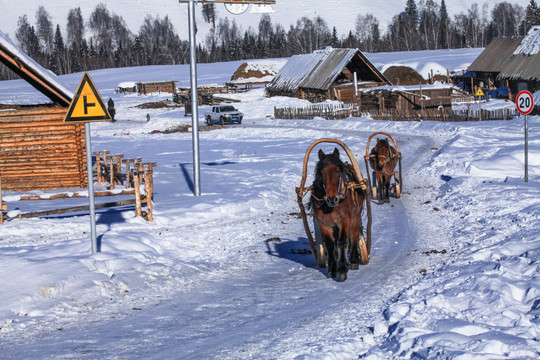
[
  {"left": 355, "top": 14, "right": 380, "bottom": 52},
  {"left": 35, "top": 6, "right": 53, "bottom": 54},
  {"left": 89, "top": 4, "right": 113, "bottom": 52},
  {"left": 202, "top": 3, "right": 217, "bottom": 29},
  {"left": 418, "top": 0, "right": 439, "bottom": 49},
  {"left": 67, "top": 7, "right": 85, "bottom": 50},
  {"left": 488, "top": 1, "right": 524, "bottom": 38}
]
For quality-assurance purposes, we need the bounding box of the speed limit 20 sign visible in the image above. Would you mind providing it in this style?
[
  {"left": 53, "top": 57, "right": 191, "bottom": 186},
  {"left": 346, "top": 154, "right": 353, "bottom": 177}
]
[{"left": 516, "top": 90, "right": 534, "bottom": 115}]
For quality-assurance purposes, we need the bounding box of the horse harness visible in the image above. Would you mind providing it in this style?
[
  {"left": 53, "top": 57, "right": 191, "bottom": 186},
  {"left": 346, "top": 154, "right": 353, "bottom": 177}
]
[{"left": 309, "top": 164, "right": 368, "bottom": 208}]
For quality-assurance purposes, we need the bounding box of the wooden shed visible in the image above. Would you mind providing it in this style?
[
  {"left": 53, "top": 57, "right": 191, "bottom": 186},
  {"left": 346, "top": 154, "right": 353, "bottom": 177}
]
[
  {"left": 116, "top": 81, "right": 137, "bottom": 93},
  {"left": 136, "top": 80, "right": 177, "bottom": 95},
  {"left": 0, "top": 33, "right": 87, "bottom": 191},
  {"left": 266, "top": 47, "right": 390, "bottom": 103}
]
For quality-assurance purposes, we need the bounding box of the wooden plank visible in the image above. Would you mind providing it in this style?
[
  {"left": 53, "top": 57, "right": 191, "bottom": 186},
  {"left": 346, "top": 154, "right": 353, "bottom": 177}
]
[
  {"left": 18, "top": 189, "right": 136, "bottom": 201},
  {"left": 7, "top": 199, "right": 138, "bottom": 220}
]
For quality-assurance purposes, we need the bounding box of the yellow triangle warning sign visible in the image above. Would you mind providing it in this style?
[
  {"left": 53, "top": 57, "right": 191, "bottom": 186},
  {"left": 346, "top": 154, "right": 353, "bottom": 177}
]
[
  {"left": 475, "top": 88, "right": 485, "bottom": 97},
  {"left": 64, "top": 72, "right": 111, "bottom": 123}
]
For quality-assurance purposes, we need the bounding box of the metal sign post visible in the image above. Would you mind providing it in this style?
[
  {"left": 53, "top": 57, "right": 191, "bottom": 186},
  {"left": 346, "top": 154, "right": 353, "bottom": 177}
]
[
  {"left": 187, "top": 0, "right": 201, "bottom": 196},
  {"left": 515, "top": 90, "right": 534, "bottom": 183},
  {"left": 85, "top": 123, "right": 98, "bottom": 253},
  {"left": 64, "top": 72, "right": 112, "bottom": 253},
  {"left": 179, "top": 0, "right": 276, "bottom": 196}
]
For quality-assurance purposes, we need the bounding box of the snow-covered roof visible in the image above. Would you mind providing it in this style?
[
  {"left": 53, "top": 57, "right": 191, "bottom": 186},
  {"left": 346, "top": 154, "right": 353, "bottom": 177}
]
[
  {"left": 499, "top": 26, "right": 540, "bottom": 81},
  {"left": 266, "top": 47, "right": 389, "bottom": 94},
  {"left": 468, "top": 37, "right": 523, "bottom": 73},
  {"left": 0, "top": 31, "right": 74, "bottom": 106},
  {"left": 117, "top": 81, "right": 137, "bottom": 88},
  {"left": 468, "top": 27, "right": 540, "bottom": 82},
  {"left": 513, "top": 25, "right": 540, "bottom": 56}
]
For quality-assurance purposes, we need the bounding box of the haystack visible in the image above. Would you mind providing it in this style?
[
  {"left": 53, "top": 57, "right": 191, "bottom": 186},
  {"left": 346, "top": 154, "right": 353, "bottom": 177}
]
[
  {"left": 383, "top": 66, "right": 426, "bottom": 85},
  {"left": 230, "top": 60, "right": 285, "bottom": 83}
]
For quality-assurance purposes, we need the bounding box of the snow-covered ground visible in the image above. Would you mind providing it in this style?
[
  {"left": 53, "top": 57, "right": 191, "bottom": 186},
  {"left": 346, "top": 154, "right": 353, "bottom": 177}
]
[{"left": 1, "top": 48, "right": 539, "bottom": 359}]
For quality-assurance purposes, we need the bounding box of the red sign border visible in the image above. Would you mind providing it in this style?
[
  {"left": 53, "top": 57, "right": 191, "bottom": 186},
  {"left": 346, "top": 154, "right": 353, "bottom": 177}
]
[{"left": 516, "top": 90, "right": 534, "bottom": 115}]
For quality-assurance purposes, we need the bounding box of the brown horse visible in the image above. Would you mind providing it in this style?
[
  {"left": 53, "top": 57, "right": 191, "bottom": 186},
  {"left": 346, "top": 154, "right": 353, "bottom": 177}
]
[
  {"left": 310, "top": 148, "right": 368, "bottom": 281},
  {"left": 369, "top": 138, "right": 398, "bottom": 204}
]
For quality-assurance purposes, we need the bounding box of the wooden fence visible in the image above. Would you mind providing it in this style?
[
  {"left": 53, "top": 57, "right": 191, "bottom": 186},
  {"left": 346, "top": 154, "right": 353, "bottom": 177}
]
[
  {"left": 1, "top": 152, "right": 156, "bottom": 223},
  {"left": 274, "top": 103, "right": 353, "bottom": 120},
  {"left": 274, "top": 104, "right": 520, "bottom": 122}
]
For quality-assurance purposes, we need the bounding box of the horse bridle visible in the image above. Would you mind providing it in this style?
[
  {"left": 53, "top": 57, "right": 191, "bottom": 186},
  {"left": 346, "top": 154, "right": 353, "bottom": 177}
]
[
  {"left": 313, "top": 171, "right": 349, "bottom": 208},
  {"left": 376, "top": 147, "right": 395, "bottom": 176}
]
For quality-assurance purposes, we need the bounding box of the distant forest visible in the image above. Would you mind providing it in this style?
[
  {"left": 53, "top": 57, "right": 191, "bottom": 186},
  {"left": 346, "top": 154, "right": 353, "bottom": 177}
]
[{"left": 1, "top": 0, "right": 540, "bottom": 80}]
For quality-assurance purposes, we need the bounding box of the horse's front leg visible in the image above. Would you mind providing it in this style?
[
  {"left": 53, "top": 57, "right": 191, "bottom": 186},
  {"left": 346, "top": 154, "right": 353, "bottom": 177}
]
[
  {"left": 375, "top": 171, "right": 383, "bottom": 204},
  {"left": 321, "top": 225, "right": 337, "bottom": 278},
  {"left": 377, "top": 181, "right": 385, "bottom": 204},
  {"left": 336, "top": 225, "right": 350, "bottom": 281},
  {"left": 349, "top": 217, "right": 361, "bottom": 270},
  {"left": 383, "top": 175, "right": 391, "bottom": 203}
]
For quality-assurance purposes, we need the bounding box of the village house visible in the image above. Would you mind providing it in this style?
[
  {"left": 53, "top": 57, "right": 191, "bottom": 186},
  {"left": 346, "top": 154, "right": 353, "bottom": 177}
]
[
  {"left": 265, "top": 47, "right": 390, "bottom": 103},
  {"left": 466, "top": 25, "right": 540, "bottom": 100}
]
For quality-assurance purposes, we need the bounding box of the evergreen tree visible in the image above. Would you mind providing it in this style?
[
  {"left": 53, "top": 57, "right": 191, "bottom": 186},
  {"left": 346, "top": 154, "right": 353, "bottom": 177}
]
[
  {"left": 331, "top": 27, "right": 339, "bottom": 47},
  {"left": 15, "top": 15, "right": 40, "bottom": 57},
  {"left": 438, "top": 0, "right": 449, "bottom": 49},
  {"left": 52, "top": 24, "right": 65, "bottom": 74},
  {"left": 524, "top": 0, "right": 540, "bottom": 31},
  {"left": 404, "top": 0, "right": 419, "bottom": 50}
]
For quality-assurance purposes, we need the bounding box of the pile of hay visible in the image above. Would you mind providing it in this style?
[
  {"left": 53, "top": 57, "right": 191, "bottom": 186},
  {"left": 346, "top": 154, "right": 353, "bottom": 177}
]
[
  {"left": 383, "top": 66, "right": 426, "bottom": 85},
  {"left": 230, "top": 60, "right": 285, "bottom": 83}
]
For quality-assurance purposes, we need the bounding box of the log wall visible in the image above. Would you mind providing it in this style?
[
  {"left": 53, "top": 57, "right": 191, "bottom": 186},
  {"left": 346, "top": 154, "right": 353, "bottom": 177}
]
[{"left": 0, "top": 106, "right": 87, "bottom": 191}]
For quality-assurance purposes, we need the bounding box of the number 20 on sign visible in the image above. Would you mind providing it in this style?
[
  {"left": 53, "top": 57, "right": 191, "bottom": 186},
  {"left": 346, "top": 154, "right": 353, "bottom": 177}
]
[{"left": 516, "top": 91, "right": 534, "bottom": 183}]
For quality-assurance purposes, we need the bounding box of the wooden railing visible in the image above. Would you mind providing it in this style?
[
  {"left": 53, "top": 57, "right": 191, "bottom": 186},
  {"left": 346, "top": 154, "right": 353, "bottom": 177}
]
[{"left": 1, "top": 152, "right": 156, "bottom": 223}]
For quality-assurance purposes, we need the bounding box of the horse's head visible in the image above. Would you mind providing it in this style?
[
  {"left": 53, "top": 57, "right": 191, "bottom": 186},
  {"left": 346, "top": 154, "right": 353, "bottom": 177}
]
[
  {"left": 375, "top": 138, "right": 391, "bottom": 168},
  {"left": 314, "top": 148, "right": 347, "bottom": 208}
]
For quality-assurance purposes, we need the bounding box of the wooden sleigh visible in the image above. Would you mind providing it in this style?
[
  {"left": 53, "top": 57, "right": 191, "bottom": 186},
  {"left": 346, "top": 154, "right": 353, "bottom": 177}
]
[{"left": 295, "top": 138, "right": 372, "bottom": 267}]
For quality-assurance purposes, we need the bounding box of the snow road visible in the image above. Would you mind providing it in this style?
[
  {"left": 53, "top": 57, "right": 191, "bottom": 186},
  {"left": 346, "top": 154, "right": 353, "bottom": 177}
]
[{"left": 1, "top": 121, "right": 452, "bottom": 359}]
